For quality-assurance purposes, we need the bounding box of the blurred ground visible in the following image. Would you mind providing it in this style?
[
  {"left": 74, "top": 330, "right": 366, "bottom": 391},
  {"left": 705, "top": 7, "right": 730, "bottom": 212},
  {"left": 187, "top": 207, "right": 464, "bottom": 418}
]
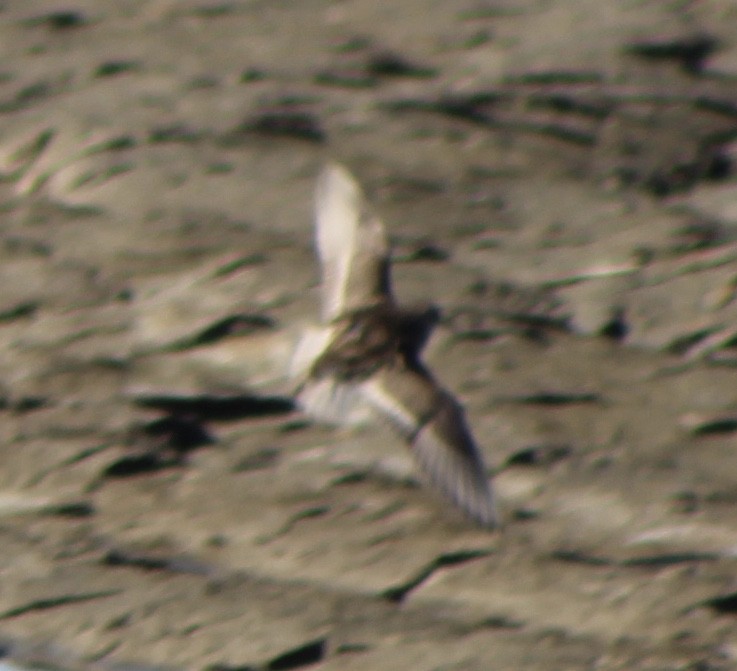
[{"left": 2, "top": 1, "right": 737, "bottom": 669}]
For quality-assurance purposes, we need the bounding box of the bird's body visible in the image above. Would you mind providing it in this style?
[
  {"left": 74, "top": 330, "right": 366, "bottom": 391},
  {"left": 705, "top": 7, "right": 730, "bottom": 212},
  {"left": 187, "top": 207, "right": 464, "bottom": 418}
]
[{"left": 291, "top": 163, "right": 497, "bottom": 528}]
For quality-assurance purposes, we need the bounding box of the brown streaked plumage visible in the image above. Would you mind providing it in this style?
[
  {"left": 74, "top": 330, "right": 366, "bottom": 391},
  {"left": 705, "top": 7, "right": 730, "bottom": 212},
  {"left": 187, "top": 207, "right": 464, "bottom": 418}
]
[{"left": 292, "top": 163, "right": 497, "bottom": 528}]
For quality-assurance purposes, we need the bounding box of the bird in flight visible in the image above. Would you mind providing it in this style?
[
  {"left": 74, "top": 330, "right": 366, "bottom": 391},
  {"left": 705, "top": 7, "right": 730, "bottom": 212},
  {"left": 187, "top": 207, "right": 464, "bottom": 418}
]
[{"left": 291, "top": 163, "right": 497, "bottom": 528}]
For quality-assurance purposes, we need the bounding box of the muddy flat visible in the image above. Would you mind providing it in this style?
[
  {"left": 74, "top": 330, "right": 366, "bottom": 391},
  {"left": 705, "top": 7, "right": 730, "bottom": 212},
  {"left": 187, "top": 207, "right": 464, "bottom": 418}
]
[{"left": 1, "top": 1, "right": 737, "bottom": 670}]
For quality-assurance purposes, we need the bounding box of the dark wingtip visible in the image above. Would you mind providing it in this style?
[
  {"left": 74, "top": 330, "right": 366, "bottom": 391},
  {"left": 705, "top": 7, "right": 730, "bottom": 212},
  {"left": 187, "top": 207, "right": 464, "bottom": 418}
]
[{"left": 465, "top": 490, "right": 499, "bottom": 531}]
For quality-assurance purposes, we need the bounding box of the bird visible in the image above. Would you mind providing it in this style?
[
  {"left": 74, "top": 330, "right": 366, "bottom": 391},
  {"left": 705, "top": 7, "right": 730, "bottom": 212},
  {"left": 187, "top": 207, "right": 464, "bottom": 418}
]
[{"left": 290, "top": 162, "right": 497, "bottom": 529}]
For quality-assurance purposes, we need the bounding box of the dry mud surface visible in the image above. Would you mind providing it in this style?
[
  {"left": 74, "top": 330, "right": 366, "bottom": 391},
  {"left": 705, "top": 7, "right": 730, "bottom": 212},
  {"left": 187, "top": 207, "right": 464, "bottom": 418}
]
[{"left": 2, "top": 1, "right": 737, "bottom": 669}]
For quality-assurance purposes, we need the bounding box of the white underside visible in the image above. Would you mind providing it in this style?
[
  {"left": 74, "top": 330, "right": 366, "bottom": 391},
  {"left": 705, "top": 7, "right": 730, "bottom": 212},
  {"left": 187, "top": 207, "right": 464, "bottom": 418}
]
[
  {"left": 297, "top": 377, "right": 375, "bottom": 427},
  {"left": 291, "top": 324, "right": 374, "bottom": 427},
  {"left": 288, "top": 325, "right": 334, "bottom": 380}
]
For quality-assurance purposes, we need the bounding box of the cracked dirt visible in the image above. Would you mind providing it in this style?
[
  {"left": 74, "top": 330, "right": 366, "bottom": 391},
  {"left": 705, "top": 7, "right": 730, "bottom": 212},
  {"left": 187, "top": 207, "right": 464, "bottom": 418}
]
[{"left": 2, "top": 1, "right": 737, "bottom": 669}]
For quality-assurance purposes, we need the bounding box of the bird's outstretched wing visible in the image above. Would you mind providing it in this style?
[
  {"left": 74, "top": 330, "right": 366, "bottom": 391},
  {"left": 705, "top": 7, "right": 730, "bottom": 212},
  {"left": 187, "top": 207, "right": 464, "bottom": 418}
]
[
  {"left": 360, "top": 367, "right": 497, "bottom": 529},
  {"left": 314, "top": 163, "right": 391, "bottom": 323}
]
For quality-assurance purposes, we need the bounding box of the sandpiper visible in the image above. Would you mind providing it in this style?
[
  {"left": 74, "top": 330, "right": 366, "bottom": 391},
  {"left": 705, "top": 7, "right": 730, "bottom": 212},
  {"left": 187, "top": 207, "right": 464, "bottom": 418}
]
[{"left": 291, "top": 163, "right": 497, "bottom": 528}]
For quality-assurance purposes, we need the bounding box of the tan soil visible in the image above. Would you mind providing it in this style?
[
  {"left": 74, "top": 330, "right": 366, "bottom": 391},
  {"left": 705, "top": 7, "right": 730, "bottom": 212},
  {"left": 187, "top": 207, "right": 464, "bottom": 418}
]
[{"left": 1, "top": 1, "right": 737, "bottom": 669}]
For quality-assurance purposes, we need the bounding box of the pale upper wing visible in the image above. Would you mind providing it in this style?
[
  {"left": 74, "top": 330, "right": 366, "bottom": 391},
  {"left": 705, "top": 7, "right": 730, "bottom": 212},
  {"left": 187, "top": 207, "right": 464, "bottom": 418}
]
[
  {"left": 360, "top": 367, "right": 497, "bottom": 529},
  {"left": 314, "top": 163, "right": 391, "bottom": 322}
]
